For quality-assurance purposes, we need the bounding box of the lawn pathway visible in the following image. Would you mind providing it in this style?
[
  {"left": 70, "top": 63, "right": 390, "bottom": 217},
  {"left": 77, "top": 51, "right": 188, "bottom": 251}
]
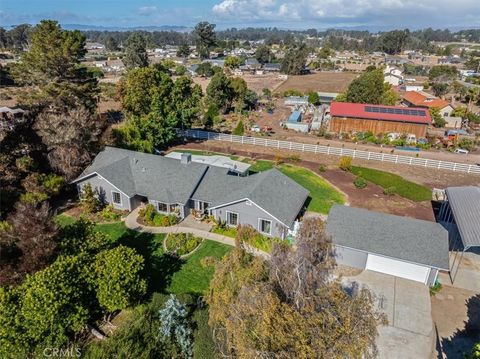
[{"left": 124, "top": 208, "right": 269, "bottom": 259}]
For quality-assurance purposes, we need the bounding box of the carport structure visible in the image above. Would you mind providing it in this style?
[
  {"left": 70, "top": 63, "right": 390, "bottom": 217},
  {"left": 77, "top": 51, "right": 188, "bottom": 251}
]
[{"left": 438, "top": 186, "right": 480, "bottom": 283}]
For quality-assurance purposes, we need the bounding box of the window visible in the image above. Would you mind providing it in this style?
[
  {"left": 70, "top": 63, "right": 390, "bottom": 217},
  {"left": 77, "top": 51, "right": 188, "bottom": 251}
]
[
  {"left": 259, "top": 219, "right": 272, "bottom": 235},
  {"left": 169, "top": 204, "right": 178, "bottom": 212},
  {"left": 226, "top": 211, "right": 238, "bottom": 226},
  {"left": 157, "top": 202, "right": 168, "bottom": 212},
  {"left": 112, "top": 191, "right": 121, "bottom": 205}
]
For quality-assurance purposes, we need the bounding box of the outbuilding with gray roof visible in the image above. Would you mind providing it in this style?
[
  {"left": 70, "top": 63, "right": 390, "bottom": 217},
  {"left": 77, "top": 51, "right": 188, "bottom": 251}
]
[{"left": 326, "top": 205, "right": 449, "bottom": 285}]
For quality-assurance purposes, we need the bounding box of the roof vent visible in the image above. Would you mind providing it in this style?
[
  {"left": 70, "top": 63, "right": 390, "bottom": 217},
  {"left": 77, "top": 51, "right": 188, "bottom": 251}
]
[
  {"left": 142, "top": 167, "right": 146, "bottom": 172},
  {"left": 181, "top": 153, "right": 192, "bottom": 165}
]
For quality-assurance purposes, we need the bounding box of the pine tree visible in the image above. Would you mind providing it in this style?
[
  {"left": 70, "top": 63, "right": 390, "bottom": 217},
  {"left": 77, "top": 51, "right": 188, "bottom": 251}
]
[{"left": 159, "top": 294, "right": 193, "bottom": 358}]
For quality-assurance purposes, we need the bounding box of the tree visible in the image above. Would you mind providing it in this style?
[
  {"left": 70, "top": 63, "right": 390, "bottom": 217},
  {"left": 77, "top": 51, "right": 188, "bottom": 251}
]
[
  {"left": 232, "top": 120, "right": 245, "bottom": 136},
  {"left": 430, "top": 107, "right": 446, "bottom": 128},
  {"left": 104, "top": 35, "right": 119, "bottom": 52},
  {"left": 281, "top": 43, "right": 309, "bottom": 75},
  {"left": 196, "top": 62, "right": 215, "bottom": 77},
  {"left": 206, "top": 72, "right": 235, "bottom": 113},
  {"left": 255, "top": 45, "right": 273, "bottom": 64},
  {"left": 202, "top": 104, "right": 220, "bottom": 129},
  {"left": 377, "top": 30, "right": 410, "bottom": 55},
  {"left": 193, "top": 22, "right": 217, "bottom": 59},
  {"left": 345, "top": 68, "right": 385, "bottom": 104},
  {"left": 79, "top": 183, "right": 102, "bottom": 213},
  {"left": 207, "top": 218, "right": 385, "bottom": 358},
  {"left": 159, "top": 294, "right": 193, "bottom": 358},
  {"left": 12, "top": 20, "right": 99, "bottom": 112},
  {"left": 308, "top": 91, "right": 320, "bottom": 105},
  {"left": 6, "top": 24, "right": 31, "bottom": 51},
  {"left": 123, "top": 33, "right": 149, "bottom": 69},
  {"left": 224, "top": 55, "right": 244, "bottom": 69},
  {"left": 177, "top": 43, "right": 191, "bottom": 58},
  {"left": 116, "top": 65, "right": 202, "bottom": 151},
  {"left": 92, "top": 246, "right": 147, "bottom": 312},
  {"left": 431, "top": 82, "right": 449, "bottom": 97},
  {"left": 429, "top": 65, "right": 458, "bottom": 81},
  {"left": 0, "top": 201, "right": 57, "bottom": 286},
  {"left": 318, "top": 41, "right": 333, "bottom": 59},
  {"left": 35, "top": 106, "right": 103, "bottom": 180}
]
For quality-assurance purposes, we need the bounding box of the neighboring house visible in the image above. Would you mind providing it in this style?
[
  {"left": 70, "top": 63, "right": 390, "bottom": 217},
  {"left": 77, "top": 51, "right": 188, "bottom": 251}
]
[
  {"left": 263, "top": 63, "right": 281, "bottom": 72},
  {"left": 73, "top": 147, "right": 309, "bottom": 239},
  {"left": 329, "top": 101, "right": 432, "bottom": 137},
  {"left": 443, "top": 116, "right": 463, "bottom": 129},
  {"left": 402, "top": 91, "right": 455, "bottom": 118},
  {"left": 384, "top": 65, "right": 404, "bottom": 86},
  {"left": 326, "top": 205, "right": 450, "bottom": 285},
  {"left": 285, "top": 110, "right": 309, "bottom": 133},
  {"left": 284, "top": 96, "right": 309, "bottom": 107}
]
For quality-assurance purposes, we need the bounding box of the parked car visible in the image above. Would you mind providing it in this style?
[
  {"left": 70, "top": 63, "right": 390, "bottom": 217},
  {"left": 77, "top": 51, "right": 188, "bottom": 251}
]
[
  {"left": 454, "top": 148, "right": 469, "bottom": 154},
  {"left": 250, "top": 124, "right": 261, "bottom": 132},
  {"left": 406, "top": 134, "right": 417, "bottom": 144}
]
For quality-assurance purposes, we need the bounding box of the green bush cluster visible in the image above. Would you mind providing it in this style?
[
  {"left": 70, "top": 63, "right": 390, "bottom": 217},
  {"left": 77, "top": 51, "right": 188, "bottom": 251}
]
[
  {"left": 100, "top": 205, "right": 121, "bottom": 221},
  {"left": 338, "top": 156, "right": 352, "bottom": 171},
  {"left": 139, "top": 204, "right": 178, "bottom": 227},
  {"left": 383, "top": 186, "right": 397, "bottom": 196},
  {"left": 353, "top": 176, "right": 367, "bottom": 189},
  {"left": 165, "top": 233, "right": 203, "bottom": 256},
  {"left": 211, "top": 219, "right": 238, "bottom": 238}
]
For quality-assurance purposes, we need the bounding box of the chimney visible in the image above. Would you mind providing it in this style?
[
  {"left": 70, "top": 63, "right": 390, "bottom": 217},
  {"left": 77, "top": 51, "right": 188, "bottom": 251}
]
[{"left": 181, "top": 153, "right": 192, "bottom": 165}]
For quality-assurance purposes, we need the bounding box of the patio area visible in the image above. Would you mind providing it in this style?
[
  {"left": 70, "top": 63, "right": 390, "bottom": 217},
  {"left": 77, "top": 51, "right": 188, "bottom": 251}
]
[{"left": 179, "top": 214, "right": 214, "bottom": 232}]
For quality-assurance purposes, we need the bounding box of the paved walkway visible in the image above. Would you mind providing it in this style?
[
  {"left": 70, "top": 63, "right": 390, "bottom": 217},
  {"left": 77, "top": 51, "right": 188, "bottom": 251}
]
[{"left": 124, "top": 208, "right": 269, "bottom": 258}]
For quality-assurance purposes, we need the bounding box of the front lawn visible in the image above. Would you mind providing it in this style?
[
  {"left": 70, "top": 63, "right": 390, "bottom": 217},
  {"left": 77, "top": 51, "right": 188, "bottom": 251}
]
[
  {"left": 351, "top": 166, "right": 432, "bottom": 202},
  {"left": 278, "top": 164, "right": 346, "bottom": 214},
  {"left": 246, "top": 159, "right": 274, "bottom": 172}
]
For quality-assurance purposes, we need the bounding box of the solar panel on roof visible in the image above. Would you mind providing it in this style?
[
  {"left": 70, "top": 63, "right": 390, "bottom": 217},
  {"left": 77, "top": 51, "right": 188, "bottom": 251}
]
[{"left": 364, "top": 105, "right": 427, "bottom": 117}]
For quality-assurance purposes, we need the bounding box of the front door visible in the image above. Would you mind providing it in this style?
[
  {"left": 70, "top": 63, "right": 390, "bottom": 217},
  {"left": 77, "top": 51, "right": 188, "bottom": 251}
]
[{"left": 198, "top": 201, "right": 209, "bottom": 213}]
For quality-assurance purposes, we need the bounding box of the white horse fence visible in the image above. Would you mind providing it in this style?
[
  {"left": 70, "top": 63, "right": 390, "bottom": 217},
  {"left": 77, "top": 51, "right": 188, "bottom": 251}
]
[{"left": 178, "top": 129, "right": 480, "bottom": 175}]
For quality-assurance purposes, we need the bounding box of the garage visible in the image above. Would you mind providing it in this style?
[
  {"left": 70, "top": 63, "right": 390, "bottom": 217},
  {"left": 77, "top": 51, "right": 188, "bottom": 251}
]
[
  {"left": 326, "top": 205, "right": 450, "bottom": 286},
  {"left": 366, "top": 254, "right": 430, "bottom": 284}
]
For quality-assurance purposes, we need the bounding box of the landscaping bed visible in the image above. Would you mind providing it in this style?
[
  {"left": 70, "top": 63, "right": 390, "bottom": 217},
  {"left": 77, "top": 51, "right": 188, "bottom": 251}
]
[
  {"left": 138, "top": 204, "right": 178, "bottom": 227},
  {"left": 164, "top": 233, "right": 203, "bottom": 257}
]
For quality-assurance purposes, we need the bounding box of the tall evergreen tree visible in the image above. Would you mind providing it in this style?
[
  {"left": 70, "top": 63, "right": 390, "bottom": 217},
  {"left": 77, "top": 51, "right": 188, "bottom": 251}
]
[{"left": 122, "top": 33, "right": 149, "bottom": 69}]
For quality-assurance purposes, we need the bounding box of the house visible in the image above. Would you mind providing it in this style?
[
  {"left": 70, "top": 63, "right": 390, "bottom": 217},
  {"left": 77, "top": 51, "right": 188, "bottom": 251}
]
[
  {"left": 384, "top": 65, "right": 403, "bottom": 86},
  {"left": 329, "top": 101, "right": 432, "bottom": 138},
  {"left": 72, "top": 147, "right": 309, "bottom": 239},
  {"left": 326, "top": 205, "right": 450, "bottom": 285},
  {"left": 263, "top": 63, "right": 281, "bottom": 72},
  {"left": 402, "top": 91, "right": 455, "bottom": 118},
  {"left": 285, "top": 110, "right": 309, "bottom": 132},
  {"left": 443, "top": 116, "right": 463, "bottom": 129}
]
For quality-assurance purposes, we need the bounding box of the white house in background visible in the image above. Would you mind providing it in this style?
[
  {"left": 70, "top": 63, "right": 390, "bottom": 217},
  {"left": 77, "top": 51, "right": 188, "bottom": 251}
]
[{"left": 384, "top": 65, "right": 404, "bottom": 86}]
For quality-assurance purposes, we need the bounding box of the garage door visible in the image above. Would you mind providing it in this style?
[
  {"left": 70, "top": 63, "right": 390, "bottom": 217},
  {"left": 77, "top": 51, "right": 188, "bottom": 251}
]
[{"left": 366, "top": 254, "right": 430, "bottom": 283}]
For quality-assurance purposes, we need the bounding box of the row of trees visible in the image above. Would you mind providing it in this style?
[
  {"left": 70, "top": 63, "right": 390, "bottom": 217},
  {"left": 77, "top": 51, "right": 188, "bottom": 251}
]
[{"left": 206, "top": 219, "right": 385, "bottom": 357}]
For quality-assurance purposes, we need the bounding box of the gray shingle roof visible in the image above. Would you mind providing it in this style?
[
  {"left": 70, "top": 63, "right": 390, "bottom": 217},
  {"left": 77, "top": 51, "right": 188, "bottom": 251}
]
[
  {"left": 326, "top": 205, "right": 450, "bottom": 270},
  {"left": 192, "top": 167, "right": 309, "bottom": 226},
  {"left": 76, "top": 147, "right": 208, "bottom": 204},
  {"left": 445, "top": 186, "right": 480, "bottom": 249}
]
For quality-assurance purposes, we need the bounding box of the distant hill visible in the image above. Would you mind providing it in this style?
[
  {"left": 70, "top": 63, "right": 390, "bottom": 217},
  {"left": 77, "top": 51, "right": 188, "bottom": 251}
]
[{"left": 61, "top": 24, "right": 192, "bottom": 32}]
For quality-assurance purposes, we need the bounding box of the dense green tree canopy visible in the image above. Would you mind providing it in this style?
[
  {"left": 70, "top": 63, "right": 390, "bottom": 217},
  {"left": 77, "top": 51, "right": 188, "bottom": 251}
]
[
  {"left": 378, "top": 30, "right": 410, "bottom": 55},
  {"left": 341, "top": 68, "right": 398, "bottom": 105},
  {"left": 12, "top": 20, "right": 99, "bottom": 112},
  {"left": 193, "top": 22, "right": 217, "bottom": 59},
  {"left": 255, "top": 45, "right": 274, "bottom": 64},
  {"left": 123, "top": 33, "right": 149, "bottom": 69},
  {"left": 281, "top": 43, "right": 309, "bottom": 75}
]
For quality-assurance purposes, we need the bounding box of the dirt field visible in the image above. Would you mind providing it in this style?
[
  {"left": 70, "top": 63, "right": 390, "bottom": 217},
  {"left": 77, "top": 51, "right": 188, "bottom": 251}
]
[
  {"left": 192, "top": 72, "right": 286, "bottom": 93},
  {"left": 275, "top": 71, "right": 358, "bottom": 94}
]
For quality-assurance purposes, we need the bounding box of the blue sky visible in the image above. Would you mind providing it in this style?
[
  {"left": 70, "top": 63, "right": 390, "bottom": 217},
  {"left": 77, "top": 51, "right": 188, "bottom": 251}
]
[{"left": 1, "top": 0, "right": 480, "bottom": 30}]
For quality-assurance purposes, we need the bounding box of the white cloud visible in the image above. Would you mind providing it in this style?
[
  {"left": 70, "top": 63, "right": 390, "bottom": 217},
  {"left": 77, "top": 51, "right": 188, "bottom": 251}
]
[
  {"left": 138, "top": 6, "right": 158, "bottom": 16},
  {"left": 211, "top": 0, "right": 480, "bottom": 28}
]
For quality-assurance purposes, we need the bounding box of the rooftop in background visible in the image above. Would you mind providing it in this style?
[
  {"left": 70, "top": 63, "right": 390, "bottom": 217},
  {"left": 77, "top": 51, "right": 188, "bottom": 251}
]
[
  {"left": 326, "top": 205, "right": 450, "bottom": 270},
  {"left": 330, "top": 101, "right": 432, "bottom": 125},
  {"left": 164, "top": 151, "right": 251, "bottom": 175},
  {"left": 288, "top": 110, "right": 302, "bottom": 123},
  {"left": 403, "top": 91, "right": 451, "bottom": 109},
  {"left": 445, "top": 186, "right": 480, "bottom": 249}
]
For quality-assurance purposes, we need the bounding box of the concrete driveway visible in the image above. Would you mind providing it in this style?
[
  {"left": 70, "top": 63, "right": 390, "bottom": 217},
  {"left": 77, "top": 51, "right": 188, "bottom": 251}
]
[{"left": 343, "top": 270, "right": 434, "bottom": 359}]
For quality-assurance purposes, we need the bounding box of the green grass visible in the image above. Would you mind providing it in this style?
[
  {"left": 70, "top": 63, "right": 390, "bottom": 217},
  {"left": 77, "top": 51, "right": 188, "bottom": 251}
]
[
  {"left": 278, "top": 164, "right": 345, "bottom": 214},
  {"left": 246, "top": 159, "right": 274, "bottom": 172},
  {"left": 56, "top": 215, "right": 231, "bottom": 295},
  {"left": 167, "top": 240, "right": 231, "bottom": 295},
  {"left": 351, "top": 166, "right": 432, "bottom": 202},
  {"left": 173, "top": 149, "right": 239, "bottom": 160},
  {"left": 211, "top": 226, "right": 238, "bottom": 238}
]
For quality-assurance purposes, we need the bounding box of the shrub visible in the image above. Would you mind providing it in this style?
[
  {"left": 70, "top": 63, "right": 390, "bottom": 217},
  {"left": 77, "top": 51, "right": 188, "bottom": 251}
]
[
  {"left": 139, "top": 204, "right": 178, "bottom": 227},
  {"left": 20, "top": 191, "right": 49, "bottom": 204},
  {"left": 338, "top": 156, "right": 352, "bottom": 171},
  {"left": 100, "top": 205, "right": 121, "bottom": 221},
  {"left": 80, "top": 183, "right": 102, "bottom": 213},
  {"left": 39, "top": 174, "right": 65, "bottom": 195},
  {"left": 353, "top": 177, "right": 367, "bottom": 189},
  {"left": 458, "top": 138, "right": 476, "bottom": 152},
  {"left": 165, "top": 233, "right": 203, "bottom": 256},
  {"left": 232, "top": 120, "right": 245, "bottom": 136},
  {"left": 318, "top": 164, "right": 326, "bottom": 172},
  {"left": 286, "top": 155, "right": 301, "bottom": 163},
  {"left": 15, "top": 156, "right": 35, "bottom": 171},
  {"left": 383, "top": 186, "right": 397, "bottom": 196}
]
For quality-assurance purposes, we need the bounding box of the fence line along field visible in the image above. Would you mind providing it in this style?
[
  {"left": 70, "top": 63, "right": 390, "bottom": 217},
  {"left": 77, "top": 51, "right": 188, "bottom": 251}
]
[{"left": 275, "top": 71, "right": 358, "bottom": 94}]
